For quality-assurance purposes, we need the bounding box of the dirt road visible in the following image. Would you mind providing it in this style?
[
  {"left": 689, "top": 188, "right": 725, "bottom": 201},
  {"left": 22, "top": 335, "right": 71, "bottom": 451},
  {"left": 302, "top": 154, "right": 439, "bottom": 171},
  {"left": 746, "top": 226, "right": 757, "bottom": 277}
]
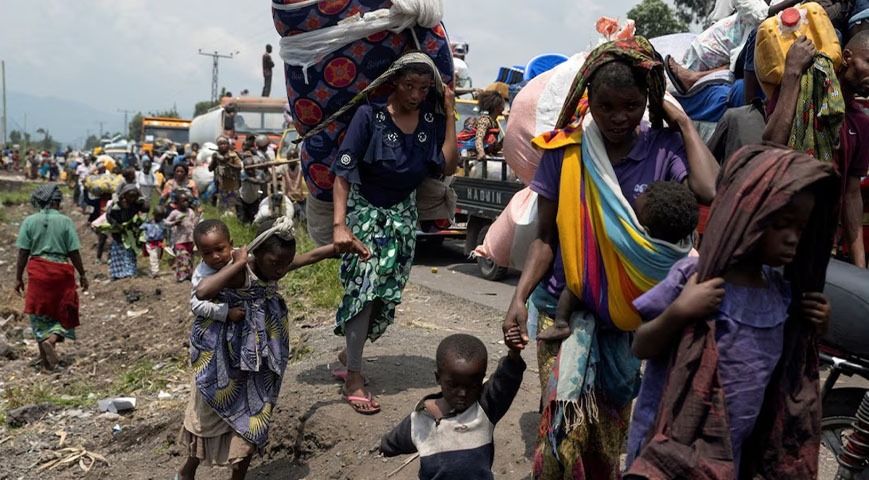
[
  {"left": 0, "top": 176, "right": 855, "bottom": 479},
  {"left": 0, "top": 179, "right": 541, "bottom": 479}
]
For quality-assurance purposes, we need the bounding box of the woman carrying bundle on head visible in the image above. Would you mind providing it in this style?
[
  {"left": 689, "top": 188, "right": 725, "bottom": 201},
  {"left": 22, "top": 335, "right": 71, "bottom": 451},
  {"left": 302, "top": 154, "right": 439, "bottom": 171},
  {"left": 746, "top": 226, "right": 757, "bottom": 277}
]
[
  {"left": 325, "top": 52, "right": 459, "bottom": 415},
  {"left": 501, "top": 36, "right": 720, "bottom": 478}
]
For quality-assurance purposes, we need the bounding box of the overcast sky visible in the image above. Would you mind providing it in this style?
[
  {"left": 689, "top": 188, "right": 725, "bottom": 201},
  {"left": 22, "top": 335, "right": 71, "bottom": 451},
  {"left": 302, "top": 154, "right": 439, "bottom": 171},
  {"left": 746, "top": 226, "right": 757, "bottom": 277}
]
[{"left": 0, "top": 0, "right": 643, "bottom": 121}]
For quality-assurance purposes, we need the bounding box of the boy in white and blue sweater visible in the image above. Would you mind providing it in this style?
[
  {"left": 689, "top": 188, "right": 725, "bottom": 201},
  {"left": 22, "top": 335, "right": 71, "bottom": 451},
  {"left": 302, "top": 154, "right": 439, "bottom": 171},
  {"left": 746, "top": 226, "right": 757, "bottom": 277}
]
[{"left": 381, "top": 333, "right": 525, "bottom": 479}]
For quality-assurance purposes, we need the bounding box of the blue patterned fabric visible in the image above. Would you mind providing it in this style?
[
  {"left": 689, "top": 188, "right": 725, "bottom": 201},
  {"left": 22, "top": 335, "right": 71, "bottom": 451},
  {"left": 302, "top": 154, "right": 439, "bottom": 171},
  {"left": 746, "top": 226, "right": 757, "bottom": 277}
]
[
  {"left": 272, "top": 0, "right": 454, "bottom": 201},
  {"left": 188, "top": 273, "right": 289, "bottom": 448},
  {"left": 108, "top": 242, "right": 137, "bottom": 279}
]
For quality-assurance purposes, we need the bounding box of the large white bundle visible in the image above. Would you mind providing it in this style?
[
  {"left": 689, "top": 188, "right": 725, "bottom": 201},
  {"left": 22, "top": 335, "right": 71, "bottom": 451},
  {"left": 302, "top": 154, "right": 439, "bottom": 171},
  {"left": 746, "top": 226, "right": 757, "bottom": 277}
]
[{"left": 502, "top": 53, "right": 586, "bottom": 185}]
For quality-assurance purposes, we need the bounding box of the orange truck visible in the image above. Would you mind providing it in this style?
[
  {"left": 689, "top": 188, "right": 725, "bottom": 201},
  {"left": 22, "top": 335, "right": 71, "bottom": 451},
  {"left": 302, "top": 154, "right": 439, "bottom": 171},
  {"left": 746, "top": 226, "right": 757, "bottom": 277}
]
[
  {"left": 189, "top": 96, "right": 288, "bottom": 151},
  {"left": 140, "top": 117, "right": 191, "bottom": 155}
]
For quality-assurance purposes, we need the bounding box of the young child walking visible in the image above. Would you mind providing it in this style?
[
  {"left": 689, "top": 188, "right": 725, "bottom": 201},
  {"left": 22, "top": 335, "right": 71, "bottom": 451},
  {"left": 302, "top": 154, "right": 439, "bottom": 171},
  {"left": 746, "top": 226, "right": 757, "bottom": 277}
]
[
  {"left": 164, "top": 191, "right": 198, "bottom": 282},
  {"left": 140, "top": 205, "right": 167, "bottom": 278},
  {"left": 538, "top": 181, "right": 699, "bottom": 341},
  {"left": 380, "top": 333, "right": 526, "bottom": 479},
  {"left": 624, "top": 145, "right": 839, "bottom": 479},
  {"left": 177, "top": 217, "right": 368, "bottom": 479}
]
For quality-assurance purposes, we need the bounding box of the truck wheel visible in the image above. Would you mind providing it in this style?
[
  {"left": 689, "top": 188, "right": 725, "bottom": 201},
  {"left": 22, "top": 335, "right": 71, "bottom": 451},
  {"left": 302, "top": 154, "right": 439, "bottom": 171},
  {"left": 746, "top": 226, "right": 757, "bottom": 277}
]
[{"left": 476, "top": 224, "right": 508, "bottom": 281}]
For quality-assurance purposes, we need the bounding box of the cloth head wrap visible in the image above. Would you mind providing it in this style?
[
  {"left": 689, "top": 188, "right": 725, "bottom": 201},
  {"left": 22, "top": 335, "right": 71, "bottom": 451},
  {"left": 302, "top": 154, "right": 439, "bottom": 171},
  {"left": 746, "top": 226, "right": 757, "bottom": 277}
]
[
  {"left": 118, "top": 183, "right": 140, "bottom": 199},
  {"left": 555, "top": 36, "right": 665, "bottom": 130},
  {"left": 30, "top": 184, "right": 63, "bottom": 209},
  {"left": 296, "top": 51, "right": 446, "bottom": 144},
  {"left": 247, "top": 216, "right": 296, "bottom": 253}
]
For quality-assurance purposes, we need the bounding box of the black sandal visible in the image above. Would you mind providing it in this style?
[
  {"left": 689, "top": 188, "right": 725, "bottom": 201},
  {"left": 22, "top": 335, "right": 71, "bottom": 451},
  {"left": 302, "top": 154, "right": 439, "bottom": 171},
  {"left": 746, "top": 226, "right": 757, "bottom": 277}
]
[{"left": 664, "top": 55, "right": 687, "bottom": 96}]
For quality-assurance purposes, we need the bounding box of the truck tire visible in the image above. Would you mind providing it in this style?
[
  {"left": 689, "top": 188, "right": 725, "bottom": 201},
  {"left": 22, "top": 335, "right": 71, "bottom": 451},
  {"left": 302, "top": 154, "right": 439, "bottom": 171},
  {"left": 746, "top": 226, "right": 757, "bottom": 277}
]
[{"left": 476, "top": 224, "right": 508, "bottom": 281}]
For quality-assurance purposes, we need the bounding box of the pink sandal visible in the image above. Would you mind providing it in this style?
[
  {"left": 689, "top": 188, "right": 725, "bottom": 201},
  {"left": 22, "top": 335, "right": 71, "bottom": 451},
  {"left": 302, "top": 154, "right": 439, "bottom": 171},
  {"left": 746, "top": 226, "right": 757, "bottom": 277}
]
[{"left": 343, "top": 392, "right": 380, "bottom": 415}]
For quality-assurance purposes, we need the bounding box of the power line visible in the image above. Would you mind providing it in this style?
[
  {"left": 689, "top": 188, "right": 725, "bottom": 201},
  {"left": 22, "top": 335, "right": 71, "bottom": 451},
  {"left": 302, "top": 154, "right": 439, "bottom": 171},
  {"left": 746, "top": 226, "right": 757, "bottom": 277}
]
[{"left": 198, "top": 49, "right": 237, "bottom": 103}]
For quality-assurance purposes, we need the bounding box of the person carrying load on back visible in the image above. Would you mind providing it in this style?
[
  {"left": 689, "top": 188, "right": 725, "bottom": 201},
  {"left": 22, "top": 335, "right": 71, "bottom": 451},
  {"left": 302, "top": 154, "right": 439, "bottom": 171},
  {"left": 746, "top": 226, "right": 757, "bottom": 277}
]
[
  {"left": 329, "top": 52, "right": 459, "bottom": 415},
  {"left": 762, "top": 31, "right": 869, "bottom": 268}
]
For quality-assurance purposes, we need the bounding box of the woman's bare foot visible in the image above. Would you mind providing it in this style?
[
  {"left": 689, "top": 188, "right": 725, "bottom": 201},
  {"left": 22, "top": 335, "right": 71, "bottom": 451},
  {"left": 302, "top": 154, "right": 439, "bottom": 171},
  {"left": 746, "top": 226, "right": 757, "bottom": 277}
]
[
  {"left": 337, "top": 348, "right": 347, "bottom": 367},
  {"left": 342, "top": 371, "right": 380, "bottom": 414},
  {"left": 36, "top": 342, "right": 49, "bottom": 370},
  {"left": 41, "top": 338, "right": 59, "bottom": 370},
  {"left": 667, "top": 57, "right": 729, "bottom": 92},
  {"left": 537, "top": 322, "right": 573, "bottom": 341}
]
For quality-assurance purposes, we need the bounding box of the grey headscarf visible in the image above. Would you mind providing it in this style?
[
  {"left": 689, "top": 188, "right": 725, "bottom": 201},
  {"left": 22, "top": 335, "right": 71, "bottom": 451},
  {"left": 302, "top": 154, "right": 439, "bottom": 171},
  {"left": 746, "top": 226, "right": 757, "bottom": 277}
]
[
  {"left": 295, "top": 51, "right": 447, "bottom": 144},
  {"left": 118, "top": 183, "right": 141, "bottom": 200},
  {"left": 30, "top": 184, "right": 63, "bottom": 209}
]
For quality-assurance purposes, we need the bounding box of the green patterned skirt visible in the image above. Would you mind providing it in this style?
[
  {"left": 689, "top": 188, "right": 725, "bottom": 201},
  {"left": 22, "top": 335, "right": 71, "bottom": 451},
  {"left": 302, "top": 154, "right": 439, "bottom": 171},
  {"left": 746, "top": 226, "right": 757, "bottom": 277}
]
[{"left": 334, "top": 185, "right": 417, "bottom": 342}]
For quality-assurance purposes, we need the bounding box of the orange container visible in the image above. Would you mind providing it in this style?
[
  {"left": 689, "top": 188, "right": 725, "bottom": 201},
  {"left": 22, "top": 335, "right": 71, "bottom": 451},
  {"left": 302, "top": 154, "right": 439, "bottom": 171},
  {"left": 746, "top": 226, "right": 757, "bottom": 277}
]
[{"left": 754, "top": 2, "right": 841, "bottom": 96}]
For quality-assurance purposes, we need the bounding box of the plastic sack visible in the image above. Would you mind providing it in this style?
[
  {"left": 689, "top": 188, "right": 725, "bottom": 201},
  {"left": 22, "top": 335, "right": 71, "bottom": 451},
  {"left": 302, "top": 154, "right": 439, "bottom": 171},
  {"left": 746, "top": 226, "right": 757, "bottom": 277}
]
[
  {"left": 85, "top": 173, "right": 121, "bottom": 197},
  {"left": 503, "top": 53, "right": 585, "bottom": 185},
  {"left": 277, "top": 0, "right": 444, "bottom": 80},
  {"left": 255, "top": 194, "right": 294, "bottom": 224},
  {"left": 272, "top": 0, "right": 454, "bottom": 202},
  {"left": 416, "top": 176, "right": 457, "bottom": 222},
  {"left": 472, "top": 187, "right": 538, "bottom": 270},
  {"left": 191, "top": 165, "right": 214, "bottom": 195}
]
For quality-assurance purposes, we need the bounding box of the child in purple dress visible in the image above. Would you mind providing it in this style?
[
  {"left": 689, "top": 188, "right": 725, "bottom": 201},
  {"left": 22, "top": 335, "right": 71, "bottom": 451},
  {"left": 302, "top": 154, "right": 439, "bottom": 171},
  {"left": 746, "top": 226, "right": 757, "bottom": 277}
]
[{"left": 625, "top": 145, "right": 837, "bottom": 477}]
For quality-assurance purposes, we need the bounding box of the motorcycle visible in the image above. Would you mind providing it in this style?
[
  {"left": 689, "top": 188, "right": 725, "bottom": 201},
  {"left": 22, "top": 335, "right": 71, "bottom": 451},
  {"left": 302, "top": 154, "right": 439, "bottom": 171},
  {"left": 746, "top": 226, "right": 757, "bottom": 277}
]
[{"left": 820, "top": 259, "right": 869, "bottom": 478}]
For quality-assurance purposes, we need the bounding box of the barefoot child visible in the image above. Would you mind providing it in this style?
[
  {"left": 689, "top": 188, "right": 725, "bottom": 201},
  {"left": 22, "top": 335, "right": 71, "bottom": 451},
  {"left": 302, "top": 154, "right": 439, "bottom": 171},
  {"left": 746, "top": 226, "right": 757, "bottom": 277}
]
[
  {"left": 625, "top": 145, "right": 839, "bottom": 478},
  {"left": 164, "top": 191, "right": 198, "bottom": 282},
  {"left": 538, "top": 181, "right": 700, "bottom": 341},
  {"left": 380, "top": 333, "right": 525, "bottom": 479},
  {"left": 177, "top": 217, "right": 369, "bottom": 479},
  {"left": 140, "top": 206, "right": 167, "bottom": 278}
]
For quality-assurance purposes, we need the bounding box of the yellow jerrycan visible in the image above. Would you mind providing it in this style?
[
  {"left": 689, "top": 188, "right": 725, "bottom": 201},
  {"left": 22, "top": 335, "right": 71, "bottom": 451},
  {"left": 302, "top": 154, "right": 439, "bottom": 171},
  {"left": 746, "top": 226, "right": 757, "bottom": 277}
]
[{"left": 754, "top": 2, "right": 841, "bottom": 97}]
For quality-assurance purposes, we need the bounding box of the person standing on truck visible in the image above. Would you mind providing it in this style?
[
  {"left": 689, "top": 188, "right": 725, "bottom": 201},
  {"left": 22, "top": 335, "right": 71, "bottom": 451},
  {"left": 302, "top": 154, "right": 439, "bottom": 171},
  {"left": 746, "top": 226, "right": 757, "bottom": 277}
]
[
  {"left": 262, "top": 44, "right": 275, "bottom": 97},
  {"left": 501, "top": 38, "right": 719, "bottom": 479},
  {"left": 472, "top": 90, "right": 506, "bottom": 159},
  {"left": 330, "top": 53, "right": 459, "bottom": 415}
]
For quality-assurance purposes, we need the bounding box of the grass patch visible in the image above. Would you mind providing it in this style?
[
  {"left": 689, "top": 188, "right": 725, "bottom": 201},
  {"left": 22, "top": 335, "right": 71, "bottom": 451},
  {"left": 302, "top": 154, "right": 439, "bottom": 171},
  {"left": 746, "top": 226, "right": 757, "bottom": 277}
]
[
  {"left": 112, "top": 357, "right": 185, "bottom": 395},
  {"left": 201, "top": 205, "right": 343, "bottom": 309},
  {"left": 281, "top": 223, "right": 343, "bottom": 309},
  {"left": 0, "top": 357, "right": 186, "bottom": 417},
  {"left": 1, "top": 381, "right": 97, "bottom": 411}
]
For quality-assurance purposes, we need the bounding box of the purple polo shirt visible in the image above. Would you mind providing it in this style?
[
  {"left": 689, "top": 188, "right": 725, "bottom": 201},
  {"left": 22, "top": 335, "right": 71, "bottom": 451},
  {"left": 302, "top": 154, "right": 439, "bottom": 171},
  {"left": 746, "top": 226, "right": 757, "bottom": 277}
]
[{"left": 529, "top": 122, "right": 689, "bottom": 297}]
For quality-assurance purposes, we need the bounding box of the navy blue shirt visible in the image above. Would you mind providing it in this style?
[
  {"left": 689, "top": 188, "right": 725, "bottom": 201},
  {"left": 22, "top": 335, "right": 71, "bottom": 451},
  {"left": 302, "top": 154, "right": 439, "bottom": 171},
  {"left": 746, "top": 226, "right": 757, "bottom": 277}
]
[{"left": 332, "top": 103, "right": 446, "bottom": 208}]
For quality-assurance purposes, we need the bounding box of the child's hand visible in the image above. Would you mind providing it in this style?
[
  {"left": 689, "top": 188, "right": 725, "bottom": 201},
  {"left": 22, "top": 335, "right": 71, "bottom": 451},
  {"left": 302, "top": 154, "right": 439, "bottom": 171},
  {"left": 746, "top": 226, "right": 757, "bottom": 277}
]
[
  {"left": 228, "top": 307, "right": 245, "bottom": 323},
  {"left": 801, "top": 291, "right": 831, "bottom": 335},
  {"left": 349, "top": 237, "right": 371, "bottom": 261},
  {"left": 504, "top": 326, "right": 524, "bottom": 354},
  {"left": 231, "top": 246, "right": 249, "bottom": 265},
  {"left": 672, "top": 273, "right": 725, "bottom": 323}
]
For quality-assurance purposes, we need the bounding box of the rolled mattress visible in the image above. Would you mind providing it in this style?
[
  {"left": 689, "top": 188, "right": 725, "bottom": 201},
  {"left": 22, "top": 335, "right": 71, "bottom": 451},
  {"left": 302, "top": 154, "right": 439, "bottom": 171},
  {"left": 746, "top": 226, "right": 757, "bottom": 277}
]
[{"left": 272, "top": 0, "right": 454, "bottom": 202}]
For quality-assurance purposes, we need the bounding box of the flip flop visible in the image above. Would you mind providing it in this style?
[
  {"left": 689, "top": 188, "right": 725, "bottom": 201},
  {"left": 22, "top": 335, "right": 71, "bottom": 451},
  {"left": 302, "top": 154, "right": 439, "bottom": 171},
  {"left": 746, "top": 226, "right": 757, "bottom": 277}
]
[
  {"left": 663, "top": 55, "right": 687, "bottom": 96},
  {"left": 343, "top": 392, "right": 380, "bottom": 415},
  {"left": 331, "top": 367, "right": 369, "bottom": 385}
]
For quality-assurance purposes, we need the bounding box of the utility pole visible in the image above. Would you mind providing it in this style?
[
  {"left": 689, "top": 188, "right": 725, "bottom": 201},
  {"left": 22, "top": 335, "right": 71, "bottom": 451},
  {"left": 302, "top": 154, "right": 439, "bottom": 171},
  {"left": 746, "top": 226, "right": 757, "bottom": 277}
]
[
  {"left": 2, "top": 60, "right": 6, "bottom": 146},
  {"left": 95, "top": 121, "right": 105, "bottom": 139},
  {"left": 198, "top": 49, "right": 236, "bottom": 103},
  {"left": 117, "top": 108, "right": 135, "bottom": 136}
]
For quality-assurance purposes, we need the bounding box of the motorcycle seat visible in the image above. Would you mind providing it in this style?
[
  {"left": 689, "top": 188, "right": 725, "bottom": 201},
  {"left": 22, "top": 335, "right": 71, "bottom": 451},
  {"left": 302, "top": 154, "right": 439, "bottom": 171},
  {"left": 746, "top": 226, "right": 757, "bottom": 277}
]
[{"left": 823, "top": 259, "right": 869, "bottom": 358}]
